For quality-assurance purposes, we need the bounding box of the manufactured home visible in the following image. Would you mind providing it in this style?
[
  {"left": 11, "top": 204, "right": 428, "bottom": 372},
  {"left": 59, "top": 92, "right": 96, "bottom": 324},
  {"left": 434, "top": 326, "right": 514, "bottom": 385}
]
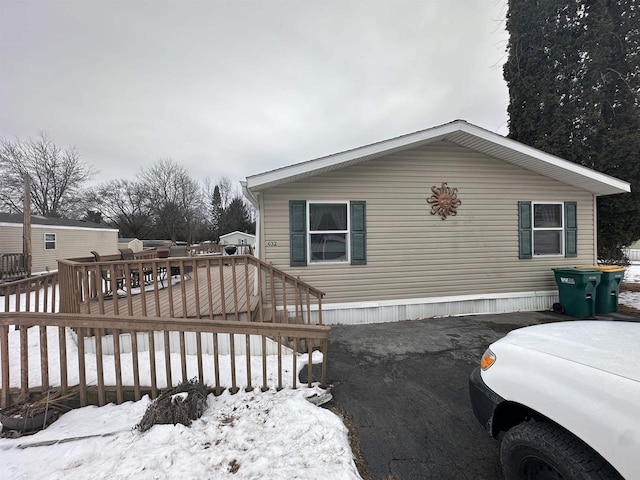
[
  {"left": 242, "top": 120, "right": 631, "bottom": 324},
  {"left": 219, "top": 231, "right": 256, "bottom": 247},
  {"left": 626, "top": 240, "right": 640, "bottom": 263},
  {"left": 0, "top": 213, "right": 119, "bottom": 274}
]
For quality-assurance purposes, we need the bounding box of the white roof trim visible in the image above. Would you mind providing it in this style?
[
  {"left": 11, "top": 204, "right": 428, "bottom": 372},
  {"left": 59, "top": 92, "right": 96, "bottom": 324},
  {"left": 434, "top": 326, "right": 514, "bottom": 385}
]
[
  {"left": 245, "top": 120, "right": 631, "bottom": 196},
  {"left": 219, "top": 231, "right": 256, "bottom": 239},
  {"left": 0, "top": 222, "right": 119, "bottom": 233}
]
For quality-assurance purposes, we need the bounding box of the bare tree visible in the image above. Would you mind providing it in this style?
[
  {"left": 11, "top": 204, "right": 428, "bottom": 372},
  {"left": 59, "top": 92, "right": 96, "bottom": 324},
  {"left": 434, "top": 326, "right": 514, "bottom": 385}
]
[
  {"left": 0, "top": 132, "right": 95, "bottom": 217},
  {"left": 216, "top": 176, "right": 235, "bottom": 210},
  {"left": 93, "top": 179, "right": 155, "bottom": 239},
  {"left": 138, "top": 159, "right": 205, "bottom": 243}
]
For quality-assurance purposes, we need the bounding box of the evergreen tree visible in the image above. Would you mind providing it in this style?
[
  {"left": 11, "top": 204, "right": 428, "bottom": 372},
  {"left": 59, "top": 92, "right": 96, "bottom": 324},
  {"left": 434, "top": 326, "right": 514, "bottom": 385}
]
[
  {"left": 221, "top": 197, "right": 255, "bottom": 235},
  {"left": 83, "top": 210, "right": 104, "bottom": 224},
  {"left": 504, "top": 0, "right": 640, "bottom": 262},
  {"left": 210, "top": 185, "right": 223, "bottom": 241}
]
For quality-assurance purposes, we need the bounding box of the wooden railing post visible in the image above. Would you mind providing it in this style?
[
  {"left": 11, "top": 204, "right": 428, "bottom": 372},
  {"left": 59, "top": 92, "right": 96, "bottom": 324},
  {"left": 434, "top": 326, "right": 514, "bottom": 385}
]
[{"left": 0, "top": 312, "right": 330, "bottom": 409}]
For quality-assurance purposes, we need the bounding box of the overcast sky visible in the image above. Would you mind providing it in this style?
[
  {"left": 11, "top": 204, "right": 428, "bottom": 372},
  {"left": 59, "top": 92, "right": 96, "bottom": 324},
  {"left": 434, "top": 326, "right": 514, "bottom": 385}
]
[{"left": 0, "top": 0, "right": 510, "bottom": 190}]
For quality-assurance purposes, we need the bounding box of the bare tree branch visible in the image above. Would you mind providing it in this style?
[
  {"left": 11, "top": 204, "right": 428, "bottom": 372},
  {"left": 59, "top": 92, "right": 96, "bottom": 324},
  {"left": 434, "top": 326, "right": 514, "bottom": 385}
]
[{"left": 0, "top": 132, "right": 96, "bottom": 217}]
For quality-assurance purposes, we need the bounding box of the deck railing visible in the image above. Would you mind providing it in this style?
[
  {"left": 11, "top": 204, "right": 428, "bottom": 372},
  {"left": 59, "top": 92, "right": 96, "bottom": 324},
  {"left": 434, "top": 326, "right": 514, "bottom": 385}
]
[
  {"left": 0, "top": 312, "right": 329, "bottom": 408},
  {"left": 58, "top": 254, "right": 324, "bottom": 325},
  {"left": 189, "top": 244, "right": 253, "bottom": 256},
  {"left": 0, "top": 272, "right": 58, "bottom": 313},
  {"left": 0, "top": 253, "right": 29, "bottom": 283}
]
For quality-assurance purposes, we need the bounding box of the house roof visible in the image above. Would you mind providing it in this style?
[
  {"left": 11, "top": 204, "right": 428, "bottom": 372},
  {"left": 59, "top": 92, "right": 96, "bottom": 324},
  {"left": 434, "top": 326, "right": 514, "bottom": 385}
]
[
  {"left": 244, "top": 120, "right": 631, "bottom": 197},
  {"left": 0, "top": 213, "right": 116, "bottom": 230},
  {"left": 219, "top": 231, "right": 256, "bottom": 239}
]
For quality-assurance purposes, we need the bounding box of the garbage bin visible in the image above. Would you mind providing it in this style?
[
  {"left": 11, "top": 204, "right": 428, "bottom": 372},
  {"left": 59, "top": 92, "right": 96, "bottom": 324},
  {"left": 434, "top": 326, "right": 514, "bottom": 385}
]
[
  {"left": 593, "top": 266, "right": 625, "bottom": 314},
  {"left": 552, "top": 267, "right": 601, "bottom": 318}
]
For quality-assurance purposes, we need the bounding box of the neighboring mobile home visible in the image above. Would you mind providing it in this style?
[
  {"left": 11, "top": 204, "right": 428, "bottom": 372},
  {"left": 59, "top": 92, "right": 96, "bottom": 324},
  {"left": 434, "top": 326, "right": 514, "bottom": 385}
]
[
  {"left": 0, "top": 213, "right": 119, "bottom": 274},
  {"left": 219, "top": 231, "right": 256, "bottom": 247},
  {"left": 626, "top": 240, "right": 640, "bottom": 263},
  {"left": 242, "top": 120, "right": 631, "bottom": 325}
]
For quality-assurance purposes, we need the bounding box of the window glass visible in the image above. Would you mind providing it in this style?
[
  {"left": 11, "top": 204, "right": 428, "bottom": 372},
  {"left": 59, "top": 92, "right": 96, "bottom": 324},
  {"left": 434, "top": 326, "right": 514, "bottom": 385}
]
[
  {"left": 534, "top": 231, "right": 562, "bottom": 255},
  {"left": 309, "top": 204, "right": 347, "bottom": 231},
  {"left": 44, "top": 233, "right": 56, "bottom": 250},
  {"left": 534, "top": 204, "right": 562, "bottom": 228},
  {"left": 310, "top": 233, "right": 347, "bottom": 261},
  {"left": 309, "top": 203, "right": 348, "bottom": 263},
  {"left": 532, "top": 203, "right": 563, "bottom": 255}
]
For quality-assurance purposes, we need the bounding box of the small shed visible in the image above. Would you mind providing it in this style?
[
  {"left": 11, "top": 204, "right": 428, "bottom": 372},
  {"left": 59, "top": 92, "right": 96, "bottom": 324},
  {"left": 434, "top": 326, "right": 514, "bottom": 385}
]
[
  {"left": 219, "top": 231, "right": 256, "bottom": 247},
  {"left": 117, "top": 238, "right": 144, "bottom": 253}
]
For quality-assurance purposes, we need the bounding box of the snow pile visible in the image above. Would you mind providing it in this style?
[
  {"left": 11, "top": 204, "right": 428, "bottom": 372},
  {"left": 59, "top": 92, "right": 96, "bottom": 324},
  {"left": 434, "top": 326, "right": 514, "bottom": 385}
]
[
  {"left": 0, "top": 387, "right": 361, "bottom": 480},
  {"left": 623, "top": 263, "right": 640, "bottom": 283}
]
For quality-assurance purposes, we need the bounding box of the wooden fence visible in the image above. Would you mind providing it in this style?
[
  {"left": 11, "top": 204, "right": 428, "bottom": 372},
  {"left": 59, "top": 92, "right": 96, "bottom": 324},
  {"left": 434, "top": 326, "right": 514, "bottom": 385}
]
[
  {"left": 0, "top": 271, "right": 58, "bottom": 313},
  {"left": 57, "top": 254, "right": 324, "bottom": 326},
  {"left": 0, "top": 254, "right": 329, "bottom": 410},
  {"left": 0, "top": 253, "right": 29, "bottom": 283},
  {"left": 0, "top": 312, "right": 330, "bottom": 408},
  {"left": 189, "top": 244, "right": 253, "bottom": 256}
]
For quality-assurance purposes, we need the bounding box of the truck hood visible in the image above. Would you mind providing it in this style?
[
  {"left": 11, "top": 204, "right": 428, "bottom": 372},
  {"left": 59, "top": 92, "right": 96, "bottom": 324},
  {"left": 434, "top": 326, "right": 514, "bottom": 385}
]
[{"left": 497, "top": 321, "right": 640, "bottom": 383}]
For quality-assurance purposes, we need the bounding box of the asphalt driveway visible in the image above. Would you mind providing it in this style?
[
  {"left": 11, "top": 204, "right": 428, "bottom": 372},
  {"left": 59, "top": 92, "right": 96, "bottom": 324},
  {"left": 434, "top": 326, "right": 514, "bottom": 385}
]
[{"left": 326, "top": 311, "right": 569, "bottom": 480}]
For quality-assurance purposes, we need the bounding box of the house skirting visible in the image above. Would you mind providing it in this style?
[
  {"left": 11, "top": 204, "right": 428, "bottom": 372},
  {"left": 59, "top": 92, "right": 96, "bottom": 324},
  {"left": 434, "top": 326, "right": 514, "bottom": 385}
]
[{"left": 283, "top": 290, "right": 559, "bottom": 325}]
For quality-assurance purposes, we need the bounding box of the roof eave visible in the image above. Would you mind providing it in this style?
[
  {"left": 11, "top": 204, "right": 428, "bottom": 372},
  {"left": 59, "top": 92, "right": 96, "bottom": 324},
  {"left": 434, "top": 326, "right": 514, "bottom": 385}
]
[
  {"left": 245, "top": 120, "right": 631, "bottom": 196},
  {"left": 245, "top": 121, "right": 464, "bottom": 192}
]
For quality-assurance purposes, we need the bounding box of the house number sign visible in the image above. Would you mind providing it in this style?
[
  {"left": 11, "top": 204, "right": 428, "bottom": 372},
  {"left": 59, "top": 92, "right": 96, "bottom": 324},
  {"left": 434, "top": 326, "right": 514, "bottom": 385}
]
[
  {"left": 426, "top": 183, "right": 461, "bottom": 220},
  {"left": 266, "top": 241, "right": 278, "bottom": 247}
]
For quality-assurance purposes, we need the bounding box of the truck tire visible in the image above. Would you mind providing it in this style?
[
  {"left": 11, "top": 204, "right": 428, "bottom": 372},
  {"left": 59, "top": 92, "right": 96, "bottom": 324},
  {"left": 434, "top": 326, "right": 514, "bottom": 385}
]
[{"left": 501, "top": 422, "right": 622, "bottom": 480}]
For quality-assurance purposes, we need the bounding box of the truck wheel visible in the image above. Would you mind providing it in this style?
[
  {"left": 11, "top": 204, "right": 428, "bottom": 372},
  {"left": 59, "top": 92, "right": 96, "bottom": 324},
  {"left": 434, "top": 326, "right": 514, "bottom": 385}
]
[{"left": 501, "top": 422, "right": 622, "bottom": 480}]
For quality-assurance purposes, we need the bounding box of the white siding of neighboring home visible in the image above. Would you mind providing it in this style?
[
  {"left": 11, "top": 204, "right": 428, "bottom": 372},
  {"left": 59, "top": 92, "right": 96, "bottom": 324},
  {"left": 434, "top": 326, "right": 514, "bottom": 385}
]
[
  {"left": 626, "top": 240, "right": 640, "bottom": 262},
  {"left": 117, "top": 238, "right": 144, "bottom": 253},
  {"left": 31, "top": 225, "right": 119, "bottom": 273},
  {"left": 220, "top": 232, "right": 256, "bottom": 246},
  {"left": 258, "top": 141, "right": 596, "bottom": 322}
]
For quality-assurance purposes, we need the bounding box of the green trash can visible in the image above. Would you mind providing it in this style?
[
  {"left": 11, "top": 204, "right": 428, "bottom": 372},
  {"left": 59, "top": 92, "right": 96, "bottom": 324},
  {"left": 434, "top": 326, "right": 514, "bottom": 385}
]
[
  {"left": 552, "top": 268, "right": 601, "bottom": 318},
  {"left": 594, "top": 266, "right": 626, "bottom": 314}
]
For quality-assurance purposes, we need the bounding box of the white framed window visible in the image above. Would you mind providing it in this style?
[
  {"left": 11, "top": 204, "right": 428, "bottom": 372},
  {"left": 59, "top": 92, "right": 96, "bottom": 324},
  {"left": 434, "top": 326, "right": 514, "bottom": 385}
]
[
  {"left": 44, "top": 233, "right": 57, "bottom": 250},
  {"left": 532, "top": 202, "right": 564, "bottom": 255},
  {"left": 307, "top": 201, "right": 349, "bottom": 263}
]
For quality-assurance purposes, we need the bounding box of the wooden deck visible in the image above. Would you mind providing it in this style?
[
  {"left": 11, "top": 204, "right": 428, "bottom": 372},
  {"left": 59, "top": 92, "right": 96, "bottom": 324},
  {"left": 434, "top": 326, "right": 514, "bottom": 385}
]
[{"left": 80, "top": 264, "right": 260, "bottom": 320}]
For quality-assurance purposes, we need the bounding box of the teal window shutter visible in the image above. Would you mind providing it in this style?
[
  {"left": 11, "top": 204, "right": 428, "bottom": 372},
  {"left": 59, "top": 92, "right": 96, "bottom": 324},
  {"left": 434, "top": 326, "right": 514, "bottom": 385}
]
[
  {"left": 564, "top": 201, "right": 577, "bottom": 258},
  {"left": 350, "top": 201, "right": 366, "bottom": 265},
  {"left": 289, "top": 200, "right": 307, "bottom": 266},
  {"left": 518, "top": 201, "right": 532, "bottom": 259}
]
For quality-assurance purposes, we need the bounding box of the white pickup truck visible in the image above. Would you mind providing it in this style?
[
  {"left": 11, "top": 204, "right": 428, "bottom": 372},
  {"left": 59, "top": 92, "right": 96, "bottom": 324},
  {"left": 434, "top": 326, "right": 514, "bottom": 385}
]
[{"left": 469, "top": 321, "right": 640, "bottom": 480}]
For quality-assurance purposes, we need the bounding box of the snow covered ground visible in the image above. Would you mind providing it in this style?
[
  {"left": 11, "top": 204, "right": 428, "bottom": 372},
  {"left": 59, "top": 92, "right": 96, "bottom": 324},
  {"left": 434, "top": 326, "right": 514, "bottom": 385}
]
[
  {"left": 0, "top": 289, "right": 362, "bottom": 479},
  {"left": 1, "top": 264, "right": 638, "bottom": 479},
  {"left": 620, "top": 263, "right": 640, "bottom": 310},
  {"left": 0, "top": 387, "right": 361, "bottom": 480}
]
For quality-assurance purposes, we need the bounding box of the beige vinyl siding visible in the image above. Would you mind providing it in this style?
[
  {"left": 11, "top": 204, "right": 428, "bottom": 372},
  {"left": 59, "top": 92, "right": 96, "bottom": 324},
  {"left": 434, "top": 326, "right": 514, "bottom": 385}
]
[
  {"left": 0, "top": 224, "right": 23, "bottom": 253},
  {"left": 31, "top": 225, "right": 118, "bottom": 273},
  {"left": 259, "top": 141, "right": 595, "bottom": 304}
]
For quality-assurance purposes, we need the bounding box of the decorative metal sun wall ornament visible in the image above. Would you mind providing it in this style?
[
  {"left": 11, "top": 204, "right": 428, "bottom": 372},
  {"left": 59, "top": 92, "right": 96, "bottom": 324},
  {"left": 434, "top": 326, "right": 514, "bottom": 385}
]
[{"left": 426, "top": 183, "right": 461, "bottom": 220}]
